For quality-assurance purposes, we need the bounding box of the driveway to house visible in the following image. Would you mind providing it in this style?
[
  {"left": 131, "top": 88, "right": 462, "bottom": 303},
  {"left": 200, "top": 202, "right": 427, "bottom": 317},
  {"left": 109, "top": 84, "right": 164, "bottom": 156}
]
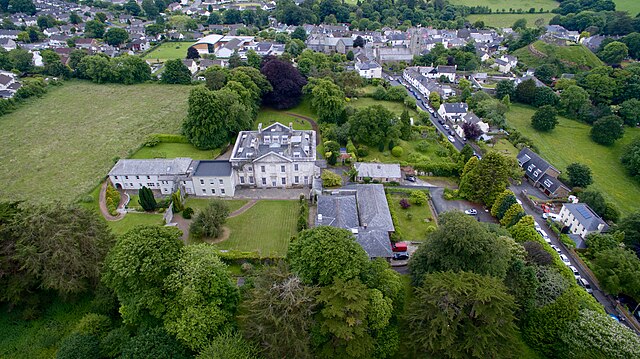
[
  {"left": 233, "top": 187, "right": 309, "bottom": 200},
  {"left": 429, "top": 187, "right": 497, "bottom": 223},
  {"left": 511, "top": 183, "right": 640, "bottom": 333}
]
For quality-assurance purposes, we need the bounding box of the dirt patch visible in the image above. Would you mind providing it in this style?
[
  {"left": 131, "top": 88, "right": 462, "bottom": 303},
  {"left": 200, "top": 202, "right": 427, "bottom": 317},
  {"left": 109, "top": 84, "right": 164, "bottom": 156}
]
[{"left": 204, "top": 226, "right": 230, "bottom": 244}]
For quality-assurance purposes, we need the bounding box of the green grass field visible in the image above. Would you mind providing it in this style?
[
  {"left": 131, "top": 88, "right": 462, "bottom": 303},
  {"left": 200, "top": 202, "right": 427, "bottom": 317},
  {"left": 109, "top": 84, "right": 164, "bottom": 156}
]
[
  {"left": 467, "top": 13, "right": 556, "bottom": 28},
  {"left": 513, "top": 41, "right": 603, "bottom": 70},
  {"left": 450, "top": 0, "right": 558, "bottom": 11},
  {"left": 506, "top": 104, "right": 640, "bottom": 215},
  {"left": 0, "top": 296, "right": 94, "bottom": 359},
  {"left": 143, "top": 41, "right": 194, "bottom": 61},
  {"left": 108, "top": 212, "right": 165, "bottom": 235},
  {"left": 184, "top": 198, "right": 248, "bottom": 213},
  {"left": 389, "top": 193, "right": 435, "bottom": 241},
  {"left": 131, "top": 143, "right": 220, "bottom": 160},
  {"left": 0, "top": 81, "right": 192, "bottom": 204},
  {"left": 359, "top": 134, "right": 455, "bottom": 166},
  {"left": 213, "top": 200, "right": 298, "bottom": 257},
  {"left": 254, "top": 98, "right": 316, "bottom": 130},
  {"left": 615, "top": 0, "right": 640, "bottom": 15}
]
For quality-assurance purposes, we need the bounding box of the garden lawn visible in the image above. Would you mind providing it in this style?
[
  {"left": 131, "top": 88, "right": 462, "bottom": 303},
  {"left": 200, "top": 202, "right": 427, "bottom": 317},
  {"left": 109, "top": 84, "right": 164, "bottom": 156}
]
[
  {"left": 358, "top": 136, "right": 456, "bottom": 166},
  {"left": 348, "top": 97, "right": 419, "bottom": 117},
  {"left": 254, "top": 98, "right": 316, "bottom": 130},
  {"left": 0, "top": 296, "right": 94, "bottom": 359},
  {"left": 184, "top": 197, "right": 248, "bottom": 213},
  {"left": 450, "top": 0, "right": 558, "bottom": 11},
  {"left": 615, "top": 0, "right": 640, "bottom": 16},
  {"left": 143, "top": 41, "right": 194, "bottom": 61},
  {"left": 214, "top": 200, "right": 297, "bottom": 257},
  {"left": 131, "top": 143, "right": 220, "bottom": 160},
  {"left": 108, "top": 212, "right": 165, "bottom": 235},
  {"left": 0, "top": 81, "right": 192, "bottom": 204},
  {"left": 390, "top": 193, "right": 435, "bottom": 242},
  {"left": 467, "top": 13, "right": 556, "bottom": 28},
  {"left": 506, "top": 104, "right": 640, "bottom": 215}
]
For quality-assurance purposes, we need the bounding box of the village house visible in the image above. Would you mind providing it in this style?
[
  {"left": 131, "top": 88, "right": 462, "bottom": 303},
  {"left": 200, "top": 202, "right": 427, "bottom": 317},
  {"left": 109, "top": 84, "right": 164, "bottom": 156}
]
[
  {"left": 355, "top": 60, "right": 382, "bottom": 79},
  {"left": 108, "top": 158, "right": 195, "bottom": 195},
  {"left": 354, "top": 162, "right": 402, "bottom": 183},
  {"left": 559, "top": 203, "right": 608, "bottom": 238},
  {"left": 305, "top": 34, "right": 354, "bottom": 54},
  {"left": 316, "top": 184, "right": 394, "bottom": 259},
  {"left": 229, "top": 122, "right": 318, "bottom": 188},
  {"left": 517, "top": 148, "right": 571, "bottom": 198},
  {"left": 438, "top": 102, "right": 468, "bottom": 121}
]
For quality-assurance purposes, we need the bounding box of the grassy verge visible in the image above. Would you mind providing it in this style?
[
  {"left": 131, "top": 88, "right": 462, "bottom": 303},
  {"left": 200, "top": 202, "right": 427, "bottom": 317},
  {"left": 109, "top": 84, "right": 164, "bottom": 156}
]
[
  {"left": 389, "top": 193, "right": 435, "bottom": 241},
  {"left": 506, "top": 104, "right": 640, "bottom": 215},
  {"left": 184, "top": 197, "right": 248, "bottom": 213},
  {"left": 143, "top": 41, "right": 194, "bottom": 61},
  {"left": 213, "top": 200, "right": 297, "bottom": 257},
  {"left": 0, "top": 81, "right": 192, "bottom": 204}
]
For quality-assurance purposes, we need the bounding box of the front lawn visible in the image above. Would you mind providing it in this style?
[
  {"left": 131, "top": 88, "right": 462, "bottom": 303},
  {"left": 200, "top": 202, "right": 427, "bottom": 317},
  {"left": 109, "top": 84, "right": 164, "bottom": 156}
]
[
  {"left": 143, "top": 41, "right": 194, "bottom": 61},
  {"left": 131, "top": 143, "right": 220, "bottom": 160},
  {"left": 358, "top": 132, "right": 456, "bottom": 166},
  {"left": 254, "top": 98, "right": 316, "bottom": 130},
  {"left": 0, "top": 81, "right": 192, "bottom": 204},
  {"left": 213, "top": 200, "right": 298, "bottom": 257},
  {"left": 506, "top": 104, "right": 640, "bottom": 215},
  {"left": 184, "top": 197, "right": 248, "bottom": 214},
  {"left": 389, "top": 193, "right": 436, "bottom": 242},
  {"left": 108, "top": 212, "right": 164, "bottom": 235}
]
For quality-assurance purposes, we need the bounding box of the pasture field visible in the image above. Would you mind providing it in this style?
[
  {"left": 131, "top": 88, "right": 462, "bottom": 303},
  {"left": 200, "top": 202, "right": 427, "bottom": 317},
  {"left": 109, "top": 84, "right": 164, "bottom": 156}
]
[
  {"left": 615, "top": 0, "right": 640, "bottom": 16},
  {"left": 143, "top": 41, "right": 194, "bottom": 61},
  {"left": 450, "top": 0, "right": 558, "bottom": 11},
  {"left": 0, "top": 81, "right": 192, "bottom": 204},
  {"left": 513, "top": 40, "right": 603, "bottom": 70},
  {"left": 467, "top": 13, "right": 556, "bottom": 28},
  {"left": 506, "top": 104, "right": 640, "bottom": 215}
]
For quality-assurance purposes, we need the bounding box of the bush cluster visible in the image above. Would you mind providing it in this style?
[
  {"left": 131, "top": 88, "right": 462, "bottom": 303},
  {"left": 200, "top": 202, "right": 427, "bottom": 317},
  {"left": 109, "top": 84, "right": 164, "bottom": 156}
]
[
  {"left": 297, "top": 195, "right": 309, "bottom": 232},
  {"left": 105, "top": 184, "right": 120, "bottom": 216}
]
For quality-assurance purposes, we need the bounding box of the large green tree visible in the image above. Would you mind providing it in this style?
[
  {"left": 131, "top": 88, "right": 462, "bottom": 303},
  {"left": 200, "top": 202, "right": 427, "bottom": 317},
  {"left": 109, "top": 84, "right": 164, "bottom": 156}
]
[
  {"left": 598, "top": 41, "right": 628, "bottom": 66},
  {"left": 458, "top": 152, "right": 516, "bottom": 206},
  {"left": 592, "top": 247, "right": 640, "bottom": 301},
  {"left": 161, "top": 59, "right": 192, "bottom": 84},
  {"left": 119, "top": 327, "right": 191, "bottom": 359},
  {"left": 164, "top": 244, "right": 238, "bottom": 351},
  {"left": 496, "top": 79, "right": 515, "bottom": 100},
  {"left": 591, "top": 115, "right": 624, "bottom": 146},
  {"left": 307, "top": 78, "right": 345, "bottom": 123},
  {"left": 103, "top": 226, "right": 183, "bottom": 325},
  {"left": 189, "top": 199, "right": 229, "bottom": 240},
  {"left": 85, "top": 20, "right": 106, "bottom": 38},
  {"left": 104, "top": 27, "right": 129, "bottom": 46},
  {"left": 409, "top": 211, "right": 513, "bottom": 284},
  {"left": 110, "top": 55, "right": 151, "bottom": 85},
  {"left": 566, "top": 162, "right": 593, "bottom": 188},
  {"left": 348, "top": 105, "right": 398, "bottom": 147},
  {"left": 621, "top": 137, "right": 640, "bottom": 180},
  {"left": 287, "top": 226, "right": 370, "bottom": 286},
  {"left": 404, "top": 271, "right": 520, "bottom": 358},
  {"left": 531, "top": 105, "right": 559, "bottom": 132},
  {"left": 618, "top": 210, "right": 640, "bottom": 248},
  {"left": 197, "top": 331, "right": 260, "bottom": 359},
  {"left": 619, "top": 99, "right": 640, "bottom": 127},
  {"left": 239, "top": 263, "right": 317, "bottom": 359},
  {"left": 560, "top": 85, "right": 590, "bottom": 119}
]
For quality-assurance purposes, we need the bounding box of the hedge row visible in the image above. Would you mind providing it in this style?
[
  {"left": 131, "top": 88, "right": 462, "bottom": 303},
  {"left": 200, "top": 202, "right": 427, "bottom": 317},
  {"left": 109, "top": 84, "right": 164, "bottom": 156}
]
[
  {"left": 386, "top": 193, "right": 403, "bottom": 242},
  {"left": 143, "top": 134, "right": 190, "bottom": 147},
  {"left": 413, "top": 161, "right": 460, "bottom": 177},
  {"left": 297, "top": 195, "right": 309, "bottom": 232},
  {"left": 105, "top": 184, "right": 120, "bottom": 216}
]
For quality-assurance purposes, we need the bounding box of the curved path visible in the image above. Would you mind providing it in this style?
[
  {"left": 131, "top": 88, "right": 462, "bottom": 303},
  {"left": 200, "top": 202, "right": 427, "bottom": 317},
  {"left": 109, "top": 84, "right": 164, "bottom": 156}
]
[
  {"left": 229, "top": 199, "right": 258, "bottom": 218},
  {"left": 285, "top": 112, "right": 320, "bottom": 145},
  {"left": 99, "top": 181, "right": 125, "bottom": 221}
]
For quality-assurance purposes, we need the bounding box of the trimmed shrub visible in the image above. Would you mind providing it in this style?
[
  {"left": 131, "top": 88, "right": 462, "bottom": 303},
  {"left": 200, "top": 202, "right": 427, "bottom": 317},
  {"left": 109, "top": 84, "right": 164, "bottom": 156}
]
[
  {"left": 391, "top": 146, "right": 404, "bottom": 157},
  {"left": 182, "top": 207, "right": 193, "bottom": 219},
  {"left": 410, "top": 190, "right": 428, "bottom": 206},
  {"left": 321, "top": 170, "right": 342, "bottom": 187},
  {"left": 105, "top": 184, "right": 120, "bottom": 216}
]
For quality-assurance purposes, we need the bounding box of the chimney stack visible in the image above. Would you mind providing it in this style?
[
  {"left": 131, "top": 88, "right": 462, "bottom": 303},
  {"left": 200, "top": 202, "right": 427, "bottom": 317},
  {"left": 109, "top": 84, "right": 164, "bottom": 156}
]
[{"left": 258, "top": 123, "right": 262, "bottom": 133}]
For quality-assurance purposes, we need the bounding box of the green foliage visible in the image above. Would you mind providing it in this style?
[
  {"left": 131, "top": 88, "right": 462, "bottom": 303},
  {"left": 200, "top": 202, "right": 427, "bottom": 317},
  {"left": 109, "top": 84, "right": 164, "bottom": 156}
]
[
  {"left": 119, "top": 327, "right": 191, "bottom": 359},
  {"left": 534, "top": 267, "right": 571, "bottom": 308},
  {"left": 197, "top": 331, "right": 261, "bottom": 359},
  {"left": 409, "top": 211, "right": 513, "bottom": 285},
  {"left": 566, "top": 162, "right": 593, "bottom": 188},
  {"left": 592, "top": 247, "right": 640, "bottom": 301},
  {"left": 189, "top": 200, "right": 229, "bottom": 239},
  {"left": 182, "top": 207, "right": 194, "bottom": 219},
  {"left": 287, "top": 226, "right": 370, "bottom": 286},
  {"left": 106, "top": 183, "right": 121, "bottom": 216},
  {"left": 509, "top": 216, "right": 541, "bottom": 243},
  {"left": 56, "top": 333, "right": 101, "bottom": 359},
  {"left": 559, "top": 309, "right": 640, "bottom": 359},
  {"left": 620, "top": 137, "right": 640, "bottom": 181},
  {"left": 239, "top": 263, "right": 317, "bottom": 358},
  {"left": 560, "top": 85, "right": 591, "bottom": 119},
  {"left": 104, "top": 27, "right": 129, "bottom": 46},
  {"left": 321, "top": 170, "right": 342, "bottom": 187},
  {"left": 348, "top": 105, "right": 398, "bottom": 147},
  {"left": 74, "top": 313, "right": 111, "bottom": 338},
  {"left": 138, "top": 186, "right": 157, "bottom": 211},
  {"left": 164, "top": 244, "right": 238, "bottom": 350},
  {"left": 491, "top": 190, "right": 517, "bottom": 219},
  {"left": 591, "top": 115, "right": 624, "bottom": 146},
  {"left": 598, "top": 41, "right": 629, "bottom": 66},
  {"left": 171, "top": 190, "right": 184, "bottom": 212},
  {"left": 100, "top": 327, "right": 131, "bottom": 358},
  {"left": 409, "top": 190, "right": 427, "bottom": 206},
  {"left": 161, "top": 59, "right": 192, "bottom": 84},
  {"left": 103, "top": 226, "right": 183, "bottom": 325},
  {"left": 297, "top": 200, "right": 309, "bottom": 232},
  {"left": 307, "top": 77, "right": 345, "bottom": 123},
  {"left": 619, "top": 211, "right": 640, "bottom": 247},
  {"left": 459, "top": 152, "right": 515, "bottom": 206},
  {"left": 531, "top": 105, "right": 558, "bottom": 132},
  {"left": 390, "top": 146, "right": 403, "bottom": 157},
  {"left": 500, "top": 203, "right": 526, "bottom": 228},
  {"left": 619, "top": 99, "right": 640, "bottom": 127},
  {"left": 404, "top": 271, "right": 520, "bottom": 358}
]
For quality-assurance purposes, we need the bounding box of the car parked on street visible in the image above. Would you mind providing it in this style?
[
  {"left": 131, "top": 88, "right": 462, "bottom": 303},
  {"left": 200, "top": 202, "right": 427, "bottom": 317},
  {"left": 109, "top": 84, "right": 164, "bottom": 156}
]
[
  {"left": 579, "top": 277, "right": 593, "bottom": 293},
  {"left": 464, "top": 209, "right": 477, "bottom": 215},
  {"left": 550, "top": 244, "right": 562, "bottom": 254},
  {"left": 447, "top": 135, "right": 455, "bottom": 143},
  {"left": 569, "top": 265, "right": 581, "bottom": 279},
  {"left": 443, "top": 124, "right": 450, "bottom": 130},
  {"left": 560, "top": 254, "right": 571, "bottom": 266}
]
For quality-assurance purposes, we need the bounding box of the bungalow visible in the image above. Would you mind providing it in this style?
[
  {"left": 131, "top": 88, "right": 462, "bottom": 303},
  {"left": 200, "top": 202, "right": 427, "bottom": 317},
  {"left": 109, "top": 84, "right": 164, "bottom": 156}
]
[
  {"left": 558, "top": 203, "right": 608, "bottom": 238},
  {"left": 516, "top": 147, "right": 570, "bottom": 198},
  {"left": 438, "top": 102, "right": 468, "bottom": 122},
  {"left": 315, "top": 184, "right": 394, "bottom": 259},
  {"left": 354, "top": 162, "right": 402, "bottom": 183}
]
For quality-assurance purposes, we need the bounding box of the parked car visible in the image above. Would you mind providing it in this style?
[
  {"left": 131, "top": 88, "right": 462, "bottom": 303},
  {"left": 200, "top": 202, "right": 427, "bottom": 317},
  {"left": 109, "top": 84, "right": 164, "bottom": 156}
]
[
  {"left": 464, "top": 209, "right": 478, "bottom": 215},
  {"left": 447, "top": 135, "right": 456, "bottom": 143},
  {"left": 405, "top": 175, "right": 417, "bottom": 182},
  {"left": 560, "top": 254, "right": 571, "bottom": 266},
  {"left": 391, "top": 241, "right": 408, "bottom": 252},
  {"left": 393, "top": 252, "right": 409, "bottom": 260},
  {"left": 578, "top": 277, "right": 593, "bottom": 293},
  {"left": 443, "top": 124, "right": 450, "bottom": 130},
  {"left": 448, "top": 130, "right": 455, "bottom": 136},
  {"left": 569, "top": 265, "right": 580, "bottom": 279},
  {"left": 609, "top": 314, "right": 620, "bottom": 322},
  {"left": 438, "top": 119, "right": 444, "bottom": 125},
  {"left": 537, "top": 229, "right": 550, "bottom": 243},
  {"left": 431, "top": 112, "right": 436, "bottom": 118},
  {"left": 550, "top": 244, "right": 562, "bottom": 254}
]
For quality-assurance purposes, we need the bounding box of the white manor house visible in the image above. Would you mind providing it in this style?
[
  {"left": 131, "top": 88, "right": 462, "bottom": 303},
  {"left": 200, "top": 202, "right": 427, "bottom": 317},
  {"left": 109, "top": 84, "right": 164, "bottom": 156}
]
[{"left": 108, "top": 123, "right": 319, "bottom": 197}]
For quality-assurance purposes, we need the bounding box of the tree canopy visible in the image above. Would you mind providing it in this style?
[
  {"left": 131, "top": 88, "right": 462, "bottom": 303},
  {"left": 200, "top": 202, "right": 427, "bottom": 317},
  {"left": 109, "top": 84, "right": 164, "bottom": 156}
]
[
  {"left": 591, "top": 115, "right": 625, "bottom": 146},
  {"left": 566, "top": 163, "right": 593, "bottom": 188},
  {"left": 458, "top": 152, "right": 517, "bottom": 206},
  {"left": 161, "top": 59, "right": 192, "bottom": 84},
  {"left": 261, "top": 57, "right": 307, "bottom": 109}
]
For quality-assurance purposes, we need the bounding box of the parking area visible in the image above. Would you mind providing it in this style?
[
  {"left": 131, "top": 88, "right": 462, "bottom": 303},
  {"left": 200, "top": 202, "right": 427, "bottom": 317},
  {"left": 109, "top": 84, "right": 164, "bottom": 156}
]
[
  {"left": 390, "top": 242, "right": 420, "bottom": 267},
  {"left": 429, "top": 187, "right": 497, "bottom": 223}
]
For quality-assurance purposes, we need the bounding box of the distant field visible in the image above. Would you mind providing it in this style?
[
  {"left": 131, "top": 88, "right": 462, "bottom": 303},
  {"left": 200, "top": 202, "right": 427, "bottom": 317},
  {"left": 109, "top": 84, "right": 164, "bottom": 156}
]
[
  {"left": 615, "top": 0, "right": 640, "bottom": 16},
  {"left": 0, "top": 81, "right": 192, "bottom": 203},
  {"left": 450, "top": 0, "right": 558, "bottom": 11},
  {"left": 513, "top": 40, "right": 603, "bottom": 70},
  {"left": 214, "top": 200, "right": 298, "bottom": 257},
  {"left": 506, "top": 104, "right": 640, "bottom": 216},
  {"left": 467, "top": 13, "right": 556, "bottom": 28},
  {"left": 131, "top": 143, "right": 219, "bottom": 160},
  {"left": 143, "top": 41, "right": 194, "bottom": 61}
]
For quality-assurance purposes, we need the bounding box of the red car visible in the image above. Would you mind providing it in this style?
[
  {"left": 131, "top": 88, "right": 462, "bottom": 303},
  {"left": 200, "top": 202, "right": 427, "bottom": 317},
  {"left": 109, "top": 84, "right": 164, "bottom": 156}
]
[{"left": 392, "top": 242, "right": 407, "bottom": 252}]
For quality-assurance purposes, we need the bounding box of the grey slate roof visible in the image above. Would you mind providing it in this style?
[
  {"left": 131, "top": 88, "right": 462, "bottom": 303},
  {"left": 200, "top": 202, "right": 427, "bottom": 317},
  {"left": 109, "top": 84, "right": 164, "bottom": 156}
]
[
  {"left": 539, "top": 173, "right": 569, "bottom": 194},
  {"left": 230, "top": 122, "right": 316, "bottom": 162},
  {"left": 109, "top": 158, "right": 193, "bottom": 176},
  {"left": 316, "top": 195, "right": 359, "bottom": 229},
  {"left": 517, "top": 147, "right": 556, "bottom": 185},
  {"left": 569, "top": 234, "right": 586, "bottom": 249},
  {"left": 443, "top": 102, "right": 468, "bottom": 114},
  {"left": 354, "top": 162, "right": 401, "bottom": 179},
  {"left": 564, "top": 203, "right": 608, "bottom": 232},
  {"left": 357, "top": 228, "right": 393, "bottom": 258},
  {"left": 355, "top": 184, "right": 394, "bottom": 232},
  {"left": 192, "top": 160, "right": 232, "bottom": 177}
]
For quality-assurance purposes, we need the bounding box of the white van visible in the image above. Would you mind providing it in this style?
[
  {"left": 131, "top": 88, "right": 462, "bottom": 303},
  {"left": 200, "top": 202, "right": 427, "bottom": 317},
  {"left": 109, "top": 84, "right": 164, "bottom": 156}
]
[{"left": 578, "top": 278, "right": 593, "bottom": 294}]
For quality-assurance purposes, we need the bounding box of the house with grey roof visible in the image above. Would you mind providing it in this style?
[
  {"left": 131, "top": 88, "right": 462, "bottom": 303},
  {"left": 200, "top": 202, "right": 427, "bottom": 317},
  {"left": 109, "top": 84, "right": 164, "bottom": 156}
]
[
  {"left": 517, "top": 148, "right": 570, "bottom": 198},
  {"left": 355, "top": 60, "right": 382, "bottom": 79},
  {"left": 230, "top": 122, "right": 318, "bottom": 188},
  {"left": 109, "top": 158, "right": 196, "bottom": 195},
  {"left": 354, "top": 162, "right": 401, "bottom": 183},
  {"left": 438, "top": 102, "right": 468, "bottom": 121},
  {"left": 191, "top": 160, "right": 236, "bottom": 197},
  {"left": 559, "top": 203, "right": 608, "bottom": 238},
  {"left": 315, "top": 184, "right": 394, "bottom": 259}
]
